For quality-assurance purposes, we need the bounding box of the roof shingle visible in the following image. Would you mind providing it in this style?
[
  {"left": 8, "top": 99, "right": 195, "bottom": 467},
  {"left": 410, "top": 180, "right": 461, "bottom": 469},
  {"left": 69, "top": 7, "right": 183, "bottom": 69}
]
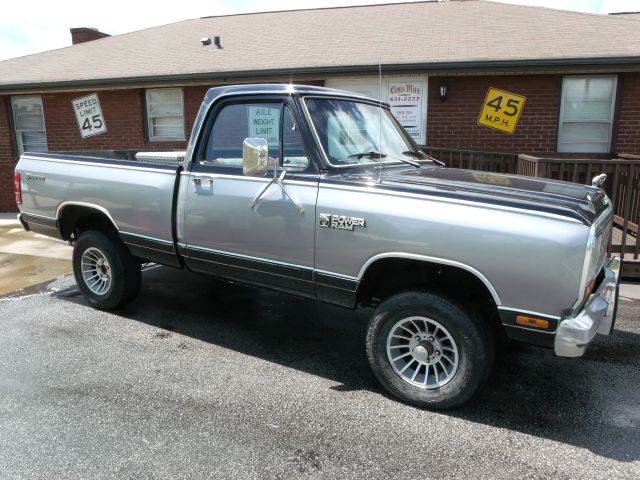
[{"left": 1, "top": 0, "right": 639, "bottom": 91}]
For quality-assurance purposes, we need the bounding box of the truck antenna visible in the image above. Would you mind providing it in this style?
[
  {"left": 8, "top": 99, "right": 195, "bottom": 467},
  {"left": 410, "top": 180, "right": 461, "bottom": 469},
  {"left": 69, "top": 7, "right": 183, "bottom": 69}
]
[{"left": 378, "top": 58, "right": 383, "bottom": 183}]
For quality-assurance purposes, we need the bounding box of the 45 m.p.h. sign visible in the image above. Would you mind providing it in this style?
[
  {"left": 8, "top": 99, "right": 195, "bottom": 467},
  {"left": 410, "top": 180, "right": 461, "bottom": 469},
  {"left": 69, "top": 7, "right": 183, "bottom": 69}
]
[{"left": 477, "top": 87, "right": 526, "bottom": 134}]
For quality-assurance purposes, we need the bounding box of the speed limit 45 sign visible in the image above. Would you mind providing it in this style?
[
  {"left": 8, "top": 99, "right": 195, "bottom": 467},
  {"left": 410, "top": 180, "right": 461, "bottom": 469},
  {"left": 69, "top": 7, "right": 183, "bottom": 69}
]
[
  {"left": 72, "top": 93, "right": 107, "bottom": 138},
  {"left": 477, "top": 87, "right": 526, "bottom": 134}
]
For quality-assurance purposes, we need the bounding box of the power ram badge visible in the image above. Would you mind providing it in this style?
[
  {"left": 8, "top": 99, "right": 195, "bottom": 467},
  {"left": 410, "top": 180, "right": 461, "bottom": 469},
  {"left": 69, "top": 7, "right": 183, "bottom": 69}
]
[{"left": 319, "top": 213, "right": 366, "bottom": 231}]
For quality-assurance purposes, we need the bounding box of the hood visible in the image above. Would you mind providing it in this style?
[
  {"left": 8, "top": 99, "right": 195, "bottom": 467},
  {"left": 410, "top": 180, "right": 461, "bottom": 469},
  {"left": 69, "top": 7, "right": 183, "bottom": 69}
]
[{"left": 322, "top": 165, "right": 610, "bottom": 225}]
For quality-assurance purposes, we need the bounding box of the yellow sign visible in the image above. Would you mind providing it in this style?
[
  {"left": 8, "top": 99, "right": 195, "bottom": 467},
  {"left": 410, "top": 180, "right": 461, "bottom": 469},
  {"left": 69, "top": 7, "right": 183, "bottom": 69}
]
[{"left": 477, "top": 87, "right": 526, "bottom": 134}]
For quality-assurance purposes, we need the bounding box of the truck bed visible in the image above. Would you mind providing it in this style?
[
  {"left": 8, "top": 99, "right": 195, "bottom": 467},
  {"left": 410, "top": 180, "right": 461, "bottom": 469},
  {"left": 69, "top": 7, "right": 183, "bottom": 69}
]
[{"left": 16, "top": 151, "right": 181, "bottom": 250}]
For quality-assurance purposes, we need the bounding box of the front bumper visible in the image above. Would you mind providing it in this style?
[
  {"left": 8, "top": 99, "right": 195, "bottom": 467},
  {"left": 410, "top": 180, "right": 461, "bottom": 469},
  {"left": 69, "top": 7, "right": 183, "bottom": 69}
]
[{"left": 555, "top": 257, "right": 620, "bottom": 357}]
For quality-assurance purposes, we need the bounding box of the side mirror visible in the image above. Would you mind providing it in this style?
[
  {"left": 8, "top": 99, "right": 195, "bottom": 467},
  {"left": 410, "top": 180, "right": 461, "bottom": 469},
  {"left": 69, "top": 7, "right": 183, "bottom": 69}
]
[{"left": 243, "top": 137, "right": 269, "bottom": 176}]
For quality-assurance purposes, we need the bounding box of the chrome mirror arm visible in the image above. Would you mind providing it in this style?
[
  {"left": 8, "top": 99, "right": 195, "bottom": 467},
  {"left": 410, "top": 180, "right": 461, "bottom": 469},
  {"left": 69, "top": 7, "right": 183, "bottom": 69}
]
[
  {"left": 249, "top": 177, "right": 275, "bottom": 209},
  {"left": 249, "top": 169, "right": 304, "bottom": 214},
  {"left": 250, "top": 156, "right": 279, "bottom": 209},
  {"left": 275, "top": 170, "right": 304, "bottom": 214}
]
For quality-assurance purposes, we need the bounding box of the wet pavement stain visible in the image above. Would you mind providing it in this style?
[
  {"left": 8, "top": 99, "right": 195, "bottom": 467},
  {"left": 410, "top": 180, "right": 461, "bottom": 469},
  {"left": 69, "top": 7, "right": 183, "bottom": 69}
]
[
  {"left": 0, "top": 252, "right": 72, "bottom": 296},
  {"left": 0, "top": 221, "right": 71, "bottom": 260},
  {"left": 0, "top": 219, "right": 72, "bottom": 296}
]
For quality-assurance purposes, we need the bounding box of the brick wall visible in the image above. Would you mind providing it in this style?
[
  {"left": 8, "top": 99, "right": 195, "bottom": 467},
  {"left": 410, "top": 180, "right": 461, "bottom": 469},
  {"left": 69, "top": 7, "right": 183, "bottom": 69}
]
[
  {"left": 0, "top": 87, "right": 203, "bottom": 211},
  {"left": 42, "top": 88, "right": 197, "bottom": 152},
  {"left": 616, "top": 72, "right": 640, "bottom": 155},
  {"left": 1, "top": 75, "right": 637, "bottom": 212},
  {"left": 427, "top": 74, "right": 562, "bottom": 152},
  {"left": 0, "top": 98, "right": 17, "bottom": 212}
]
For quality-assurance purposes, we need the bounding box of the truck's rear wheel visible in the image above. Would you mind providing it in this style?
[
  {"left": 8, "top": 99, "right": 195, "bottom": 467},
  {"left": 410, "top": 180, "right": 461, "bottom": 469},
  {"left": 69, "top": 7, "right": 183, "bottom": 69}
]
[
  {"left": 366, "top": 291, "right": 493, "bottom": 409},
  {"left": 72, "top": 230, "right": 141, "bottom": 310}
]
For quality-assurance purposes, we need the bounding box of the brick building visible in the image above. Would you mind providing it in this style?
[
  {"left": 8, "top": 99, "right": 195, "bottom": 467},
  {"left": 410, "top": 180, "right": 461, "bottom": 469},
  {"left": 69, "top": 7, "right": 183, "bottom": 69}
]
[{"left": 1, "top": 0, "right": 639, "bottom": 211}]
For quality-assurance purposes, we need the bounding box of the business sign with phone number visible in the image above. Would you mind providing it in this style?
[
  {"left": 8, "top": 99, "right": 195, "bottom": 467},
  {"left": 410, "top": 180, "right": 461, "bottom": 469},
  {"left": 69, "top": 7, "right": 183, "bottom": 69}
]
[
  {"left": 72, "top": 93, "right": 107, "bottom": 138},
  {"left": 477, "top": 87, "right": 526, "bottom": 134},
  {"left": 387, "top": 81, "right": 425, "bottom": 144}
]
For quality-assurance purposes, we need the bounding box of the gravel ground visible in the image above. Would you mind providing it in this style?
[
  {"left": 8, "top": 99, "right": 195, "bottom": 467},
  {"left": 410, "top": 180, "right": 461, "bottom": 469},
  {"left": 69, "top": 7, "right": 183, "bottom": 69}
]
[{"left": 0, "top": 267, "right": 638, "bottom": 479}]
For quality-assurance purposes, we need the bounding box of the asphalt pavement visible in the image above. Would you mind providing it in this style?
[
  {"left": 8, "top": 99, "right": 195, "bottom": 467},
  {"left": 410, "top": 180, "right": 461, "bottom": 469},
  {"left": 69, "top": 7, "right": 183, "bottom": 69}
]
[{"left": 0, "top": 267, "right": 639, "bottom": 479}]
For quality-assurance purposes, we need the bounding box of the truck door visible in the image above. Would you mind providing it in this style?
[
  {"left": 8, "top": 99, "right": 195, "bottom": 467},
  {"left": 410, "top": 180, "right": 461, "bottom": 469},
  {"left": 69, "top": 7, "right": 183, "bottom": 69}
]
[{"left": 182, "top": 98, "right": 319, "bottom": 297}]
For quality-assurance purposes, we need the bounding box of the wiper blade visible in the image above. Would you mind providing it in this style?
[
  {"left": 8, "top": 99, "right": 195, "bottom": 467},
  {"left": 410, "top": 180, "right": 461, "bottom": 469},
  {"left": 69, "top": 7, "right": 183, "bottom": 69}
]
[
  {"left": 402, "top": 150, "right": 444, "bottom": 167},
  {"left": 423, "top": 154, "right": 445, "bottom": 167},
  {"left": 387, "top": 154, "right": 420, "bottom": 168},
  {"left": 347, "top": 151, "right": 421, "bottom": 169},
  {"left": 402, "top": 150, "right": 426, "bottom": 158},
  {"left": 347, "top": 151, "right": 387, "bottom": 159}
]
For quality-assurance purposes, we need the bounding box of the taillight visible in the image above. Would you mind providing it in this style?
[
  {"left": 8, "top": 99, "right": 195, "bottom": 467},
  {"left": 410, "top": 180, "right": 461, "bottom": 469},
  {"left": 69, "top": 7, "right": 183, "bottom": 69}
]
[{"left": 14, "top": 172, "right": 22, "bottom": 205}]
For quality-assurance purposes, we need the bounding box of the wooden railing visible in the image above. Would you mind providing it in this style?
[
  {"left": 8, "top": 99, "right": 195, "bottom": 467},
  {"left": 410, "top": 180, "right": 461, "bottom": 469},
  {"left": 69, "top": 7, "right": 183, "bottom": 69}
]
[
  {"left": 517, "top": 154, "right": 640, "bottom": 266},
  {"left": 422, "top": 147, "right": 518, "bottom": 173}
]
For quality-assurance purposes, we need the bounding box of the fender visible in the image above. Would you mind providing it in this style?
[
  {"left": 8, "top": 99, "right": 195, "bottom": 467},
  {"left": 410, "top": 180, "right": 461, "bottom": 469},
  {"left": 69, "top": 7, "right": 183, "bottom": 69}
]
[
  {"left": 357, "top": 252, "right": 502, "bottom": 306},
  {"left": 56, "top": 201, "right": 120, "bottom": 231}
]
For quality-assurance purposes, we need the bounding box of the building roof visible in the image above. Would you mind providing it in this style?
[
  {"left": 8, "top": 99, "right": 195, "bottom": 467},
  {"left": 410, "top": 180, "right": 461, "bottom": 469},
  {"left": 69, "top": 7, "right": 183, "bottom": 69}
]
[
  {"left": 1, "top": 0, "right": 640, "bottom": 92},
  {"left": 609, "top": 12, "right": 640, "bottom": 20}
]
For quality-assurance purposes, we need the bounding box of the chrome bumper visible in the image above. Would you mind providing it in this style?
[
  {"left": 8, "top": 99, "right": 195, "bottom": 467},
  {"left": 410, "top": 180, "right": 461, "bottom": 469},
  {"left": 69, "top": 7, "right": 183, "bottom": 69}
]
[{"left": 555, "top": 257, "right": 621, "bottom": 357}]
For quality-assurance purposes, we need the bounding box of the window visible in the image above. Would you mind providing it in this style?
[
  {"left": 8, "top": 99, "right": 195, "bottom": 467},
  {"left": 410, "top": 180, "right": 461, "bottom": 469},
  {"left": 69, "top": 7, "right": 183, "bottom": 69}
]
[
  {"left": 202, "top": 102, "right": 309, "bottom": 171},
  {"left": 325, "top": 76, "right": 428, "bottom": 145},
  {"left": 305, "top": 98, "right": 415, "bottom": 166},
  {"left": 204, "top": 103, "right": 280, "bottom": 168},
  {"left": 557, "top": 76, "right": 617, "bottom": 153},
  {"left": 146, "top": 88, "right": 185, "bottom": 141},
  {"left": 11, "top": 96, "right": 47, "bottom": 155},
  {"left": 283, "top": 107, "right": 309, "bottom": 169}
]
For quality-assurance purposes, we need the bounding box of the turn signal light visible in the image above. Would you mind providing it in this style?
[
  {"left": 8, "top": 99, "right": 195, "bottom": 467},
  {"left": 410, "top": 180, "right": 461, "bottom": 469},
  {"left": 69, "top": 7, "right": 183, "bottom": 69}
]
[
  {"left": 516, "top": 315, "right": 549, "bottom": 329},
  {"left": 14, "top": 172, "right": 22, "bottom": 205},
  {"left": 583, "top": 278, "right": 596, "bottom": 301}
]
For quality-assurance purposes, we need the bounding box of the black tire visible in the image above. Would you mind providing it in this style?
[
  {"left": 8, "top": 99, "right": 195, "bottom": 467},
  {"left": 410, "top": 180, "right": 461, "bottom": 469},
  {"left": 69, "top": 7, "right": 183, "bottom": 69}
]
[
  {"left": 72, "top": 230, "right": 141, "bottom": 310},
  {"left": 366, "top": 291, "right": 493, "bottom": 410}
]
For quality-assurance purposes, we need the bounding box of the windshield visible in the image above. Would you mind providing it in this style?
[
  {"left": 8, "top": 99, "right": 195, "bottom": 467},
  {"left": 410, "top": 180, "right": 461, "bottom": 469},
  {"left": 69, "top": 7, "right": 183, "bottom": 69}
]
[{"left": 305, "top": 98, "right": 421, "bottom": 166}]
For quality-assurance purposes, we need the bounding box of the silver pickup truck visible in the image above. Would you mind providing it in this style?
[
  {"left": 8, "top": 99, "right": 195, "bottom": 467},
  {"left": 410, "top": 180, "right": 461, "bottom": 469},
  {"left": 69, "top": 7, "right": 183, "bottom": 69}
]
[{"left": 14, "top": 84, "right": 620, "bottom": 409}]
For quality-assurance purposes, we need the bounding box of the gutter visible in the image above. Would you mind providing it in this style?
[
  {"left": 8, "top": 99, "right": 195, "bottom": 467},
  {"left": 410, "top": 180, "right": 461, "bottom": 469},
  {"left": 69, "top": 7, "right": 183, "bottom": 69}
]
[{"left": 1, "top": 56, "right": 640, "bottom": 94}]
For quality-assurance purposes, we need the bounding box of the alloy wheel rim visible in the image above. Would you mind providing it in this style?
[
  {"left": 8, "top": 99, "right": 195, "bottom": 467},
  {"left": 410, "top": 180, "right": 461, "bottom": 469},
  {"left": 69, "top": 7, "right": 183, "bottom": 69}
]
[
  {"left": 386, "top": 316, "right": 459, "bottom": 389},
  {"left": 81, "top": 247, "right": 112, "bottom": 296}
]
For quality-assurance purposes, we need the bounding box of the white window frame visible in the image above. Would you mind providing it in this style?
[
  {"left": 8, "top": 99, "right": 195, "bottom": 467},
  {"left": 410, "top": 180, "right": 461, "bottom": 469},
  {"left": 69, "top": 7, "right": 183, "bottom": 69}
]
[
  {"left": 557, "top": 75, "right": 618, "bottom": 153},
  {"left": 11, "top": 95, "right": 48, "bottom": 155},
  {"left": 145, "top": 88, "right": 186, "bottom": 142}
]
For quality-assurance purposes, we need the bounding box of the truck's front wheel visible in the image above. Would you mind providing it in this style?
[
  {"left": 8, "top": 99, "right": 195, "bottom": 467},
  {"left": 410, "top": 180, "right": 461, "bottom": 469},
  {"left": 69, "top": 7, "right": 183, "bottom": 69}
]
[
  {"left": 366, "top": 291, "right": 493, "bottom": 409},
  {"left": 72, "top": 230, "right": 141, "bottom": 310}
]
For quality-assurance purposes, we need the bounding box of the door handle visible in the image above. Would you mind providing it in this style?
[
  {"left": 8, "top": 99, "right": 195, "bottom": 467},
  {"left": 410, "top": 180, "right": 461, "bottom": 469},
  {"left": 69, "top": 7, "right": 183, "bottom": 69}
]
[{"left": 192, "top": 177, "right": 213, "bottom": 187}]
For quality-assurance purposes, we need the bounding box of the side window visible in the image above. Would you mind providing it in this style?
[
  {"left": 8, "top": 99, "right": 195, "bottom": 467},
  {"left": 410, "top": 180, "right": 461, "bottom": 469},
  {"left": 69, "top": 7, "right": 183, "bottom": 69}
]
[
  {"left": 203, "top": 102, "right": 281, "bottom": 168},
  {"left": 282, "top": 107, "right": 309, "bottom": 170},
  {"left": 11, "top": 96, "right": 48, "bottom": 155},
  {"left": 557, "top": 76, "right": 617, "bottom": 153},
  {"left": 145, "top": 88, "right": 185, "bottom": 142}
]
